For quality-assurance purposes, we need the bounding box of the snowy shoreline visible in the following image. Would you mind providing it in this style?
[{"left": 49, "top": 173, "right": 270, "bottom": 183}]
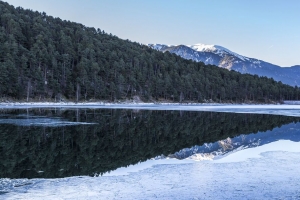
[
  {"left": 0, "top": 99, "right": 299, "bottom": 107},
  {"left": 0, "top": 101, "right": 265, "bottom": 106},
  {"left": 0, "top": 101, "right": 293, "bottom": 107},
  {"left": 1, "top": 102, "right": 300, "bottom": 117},
  {"left": 0, "top": 102, "right": 300, "bottom": 119}
]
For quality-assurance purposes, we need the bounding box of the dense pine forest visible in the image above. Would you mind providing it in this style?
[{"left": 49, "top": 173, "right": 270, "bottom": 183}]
[{"left": 0, "top": 2, "right": 299, "bottom": 102}]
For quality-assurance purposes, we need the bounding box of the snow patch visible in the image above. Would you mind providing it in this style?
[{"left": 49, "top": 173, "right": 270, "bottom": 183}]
[
  {"left": 148, "top": 44, "right": 173, "bottom": 51},
  {"left": 188, "top": 43, "right": 250, "bottom": 61}
]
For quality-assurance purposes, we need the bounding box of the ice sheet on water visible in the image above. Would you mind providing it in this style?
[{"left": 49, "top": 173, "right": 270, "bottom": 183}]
[
  {"left": 2, "top": 150, "right": 300, "bottom": 199},
  {"left": 214, "top": 140, "right": 300, "bottom": 163},
  {"left": 0, "top": 178, "right": 32, "bottom": 194},
  {"left": 0, "top": 117, "right": 96, "bottom": 127},
  {"left": 102, "top": 158, "right": 194, "bottom": 176}
]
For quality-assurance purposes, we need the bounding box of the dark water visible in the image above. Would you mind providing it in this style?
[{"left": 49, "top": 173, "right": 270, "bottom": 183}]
[{"left": 0, "top": 108, "right": 299, "bottom": 179}]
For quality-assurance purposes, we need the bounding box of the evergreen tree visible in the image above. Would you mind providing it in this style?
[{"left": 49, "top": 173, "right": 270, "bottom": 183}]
[{"left": 0, "top": 1, "right": 299, "bottom": 102}]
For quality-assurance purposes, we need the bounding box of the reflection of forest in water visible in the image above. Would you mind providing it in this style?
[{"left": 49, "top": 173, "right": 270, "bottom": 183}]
[{"left": 0, "top": 109, "right": 299, "bottom": 179}]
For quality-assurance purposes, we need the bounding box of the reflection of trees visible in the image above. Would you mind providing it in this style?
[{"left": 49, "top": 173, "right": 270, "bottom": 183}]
[
  {"left": 0, "top": 109, "right": 299, "bottom": 178},
  {"left": 240, "top": 134, "right": 246, "bottom": 143}
]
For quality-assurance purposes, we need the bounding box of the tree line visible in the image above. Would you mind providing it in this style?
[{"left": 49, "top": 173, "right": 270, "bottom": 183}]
[{"left": 0, "top": 1, "right": 299, "bottom": 102}]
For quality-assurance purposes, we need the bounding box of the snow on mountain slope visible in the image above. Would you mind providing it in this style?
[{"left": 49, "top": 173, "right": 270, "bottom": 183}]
[
  {"left": 148, "top": 43, "right": 300, "bottom": 86},
  {"left": 188, "top": 43, "right": 249, "bottom": 61},
  {"left": 147, "top": 44, "right": 173, "bottom": 51}
]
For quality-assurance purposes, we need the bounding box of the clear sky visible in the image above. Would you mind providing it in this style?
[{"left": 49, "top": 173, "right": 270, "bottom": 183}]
[{"left": 3, "top": 0, "right": 300, "bottom": 67}]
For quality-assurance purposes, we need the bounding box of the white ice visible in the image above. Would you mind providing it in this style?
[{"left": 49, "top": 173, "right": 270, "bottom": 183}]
[
  {"left": 0, "top": 118, "right": 96, "bottom": 127},
  {"left": 102, "top": 158, "right": 194, "bottom": 176},
  {"left": 2, "top": 149, "right": 300, "bottom": 199},
  {"left": 214, "top": 140, "right": 300, "bottom": 163}
]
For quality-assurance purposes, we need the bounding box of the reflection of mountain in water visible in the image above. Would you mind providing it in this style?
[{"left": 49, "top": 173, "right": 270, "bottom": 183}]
[
  {"left": 170, "top": 122, "right": 300, "bottom": 160},
  {"left": 0, "top": 109, "right": 299, "bottom": 178}
]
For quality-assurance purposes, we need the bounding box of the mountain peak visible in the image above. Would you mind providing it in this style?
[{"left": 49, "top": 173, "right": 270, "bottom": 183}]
[
  {"left": 148, "top": 43, "right": 300, "bottom": 86},
  {"left": 188, "top": 43, "right": 249, "bottom": 61},
  {"left": 188, "top": 43, "right": 217, "bottom": 52},
  {"left": 147, "top": 44, "right": 173, "bottom": 51},
  {"left": 149, "top": 43, "right": 249, "bottom": 62}
]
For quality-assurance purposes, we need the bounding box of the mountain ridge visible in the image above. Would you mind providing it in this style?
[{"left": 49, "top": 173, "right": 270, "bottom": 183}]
[{"left": 149, "top": 43, "right": 300, "bottom": 86}]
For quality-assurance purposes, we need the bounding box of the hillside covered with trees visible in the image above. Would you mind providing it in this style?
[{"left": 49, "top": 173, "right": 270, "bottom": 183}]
[{"left": 0, "top": 1, "right": 299, "bottom": 102}]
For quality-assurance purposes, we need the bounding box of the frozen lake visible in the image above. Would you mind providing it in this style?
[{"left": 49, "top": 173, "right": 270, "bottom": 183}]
[{"left": 0, "top": 105, "right": 300, "bottom": 199}]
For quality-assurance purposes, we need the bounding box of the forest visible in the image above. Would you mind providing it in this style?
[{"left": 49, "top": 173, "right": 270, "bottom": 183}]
[
  {"left": 0, "top": 1, "right": 299, "bottom": 103},
  {"left": 1, "top": 108, "right": 299, "bottom": 178}
]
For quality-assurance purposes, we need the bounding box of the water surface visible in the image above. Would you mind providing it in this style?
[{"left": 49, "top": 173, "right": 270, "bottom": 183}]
[{"left": 0, "top": 108, "right": 299, "bottom": 179}]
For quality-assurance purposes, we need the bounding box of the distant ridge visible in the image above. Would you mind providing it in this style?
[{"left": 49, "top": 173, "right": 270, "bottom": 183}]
[{"left": 149, "top": 43, "right": 300, "bottom": 86}]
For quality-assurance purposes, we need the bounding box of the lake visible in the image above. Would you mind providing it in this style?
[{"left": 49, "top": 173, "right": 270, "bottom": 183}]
[{"left": 1, "top": 105, "right": 300, "bottom": 199}]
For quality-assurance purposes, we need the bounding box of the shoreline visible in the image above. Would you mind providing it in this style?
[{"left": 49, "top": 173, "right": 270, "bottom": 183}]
[
  {"left": 0, "top": 101, "right": 284, "bottom": 106},
  {"left": 0, "top": 97, "right": 299, "bottom": 106},
  {"left": 0, "top": 102, "right": 283, "bottom": 108},
  {"left": 1, "top": 102, "right": 300, "bottom": 117},
  {"left": 0, "top": 101, "right": 299, "bottom": 106}
]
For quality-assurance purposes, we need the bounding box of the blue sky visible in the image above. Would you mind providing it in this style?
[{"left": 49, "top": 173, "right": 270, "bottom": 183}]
[{"left": 4, "top": 0, "right": 300, "bottom": 67}]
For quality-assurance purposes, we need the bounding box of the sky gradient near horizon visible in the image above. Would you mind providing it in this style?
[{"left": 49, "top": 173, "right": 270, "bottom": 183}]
[{"left": 3, "top": 0, "right": 300, "bottom": 67}]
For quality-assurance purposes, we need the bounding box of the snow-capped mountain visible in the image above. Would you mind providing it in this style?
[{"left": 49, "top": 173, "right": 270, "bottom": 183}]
[{"left": 148, "top": 43, "right": 300, "bottom": 86}]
